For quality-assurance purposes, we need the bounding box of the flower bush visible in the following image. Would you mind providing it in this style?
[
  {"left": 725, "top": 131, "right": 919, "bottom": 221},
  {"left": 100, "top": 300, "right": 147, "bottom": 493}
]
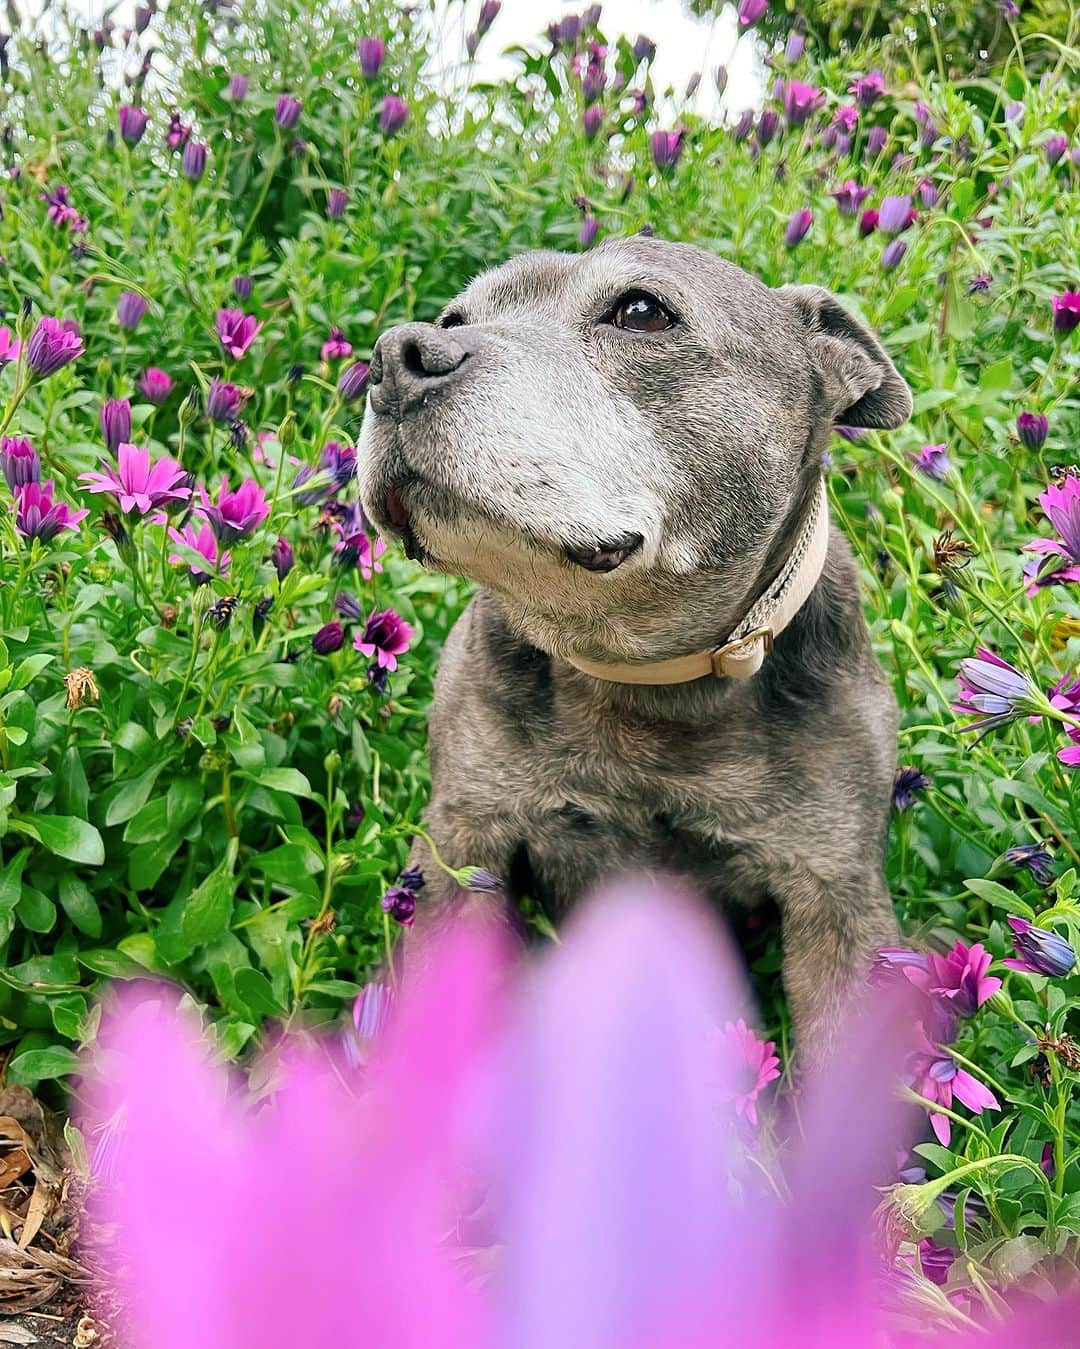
[{"left": 0, "top": 0, "right": 1078, "bottom": 1322}]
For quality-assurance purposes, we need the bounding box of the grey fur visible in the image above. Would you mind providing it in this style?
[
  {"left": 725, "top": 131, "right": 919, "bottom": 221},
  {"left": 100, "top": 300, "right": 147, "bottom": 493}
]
[{"left": 358, "top": 235, "right": 911, "bottom": 1064}]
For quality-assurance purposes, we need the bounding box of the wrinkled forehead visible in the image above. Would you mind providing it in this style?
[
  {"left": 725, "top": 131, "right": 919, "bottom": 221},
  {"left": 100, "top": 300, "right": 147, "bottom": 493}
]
[{"left": 451, "top": 238, "right": 795, "bottom": 346}]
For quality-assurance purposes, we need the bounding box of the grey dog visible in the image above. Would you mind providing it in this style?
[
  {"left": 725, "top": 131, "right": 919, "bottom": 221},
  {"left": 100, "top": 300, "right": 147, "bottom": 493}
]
[{"left": 358, "top": 235, "right": 912, "bottom": 1063}]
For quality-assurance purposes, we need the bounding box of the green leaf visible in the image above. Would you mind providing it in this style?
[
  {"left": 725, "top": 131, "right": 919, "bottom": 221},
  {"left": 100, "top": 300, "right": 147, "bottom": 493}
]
[
  {"left": 57, "top": 874, "right": 103, "bottom": 938},
  {"left": 11, "top": 654, "right": 54, "bottom": 690},
  {"left": 16, "top": 885, "right": 55, "bottom": 934},
  {"left": 77, "top": 947, "right": 156, "bottom": 979},
  {"left": 14, "top": 814, "right": 105, "bottom": 865},
  {"left": 234, "top": 967, "right": 286, "bottom": 1019},
  {"left": 56, "top": 746, "right": 90, "bottom": 820},
  {"left": 8, "top": 1046, "right": 81, "bottom": 1081},
  {"left": 254, "top": 767, "right": 313, "bottom": 798},
  {"left": 978, "top": 357, "right": 1013, "bottom": 392},
  {"left": 964, "top": 878, "right": 1035, "bottom": 919},
  {"left": 181, "top": 868, "right": 236, "bottom": 949},
  {"left": 0, "top": 847, "right": 28, "bottom": 913},
  {"left": 105, "top": 764, "right": 165, "bottom": 827},
  {"left": 912, "top": 1142, "right": 957, "bottom": 1174}
]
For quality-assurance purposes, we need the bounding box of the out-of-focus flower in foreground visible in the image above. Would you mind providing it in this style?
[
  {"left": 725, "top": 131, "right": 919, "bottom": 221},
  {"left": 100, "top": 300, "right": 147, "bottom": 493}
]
[
  {"left": 784, "top": 207, "right": 813, "bottom": 246},
  {"left": 119, "top": 104, "right": 149, "bottom": 145},
  {"left": 379, "top": 95, "right": 408, "bottom": 136}
]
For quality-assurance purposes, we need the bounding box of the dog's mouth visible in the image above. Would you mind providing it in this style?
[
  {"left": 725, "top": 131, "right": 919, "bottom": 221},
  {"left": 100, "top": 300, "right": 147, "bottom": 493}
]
[
  {"left": 564, "top": 534, "right": 644, "bottom": 573},
  {"left": 382, "top": 482, "right": 427, "bottom": 563}
]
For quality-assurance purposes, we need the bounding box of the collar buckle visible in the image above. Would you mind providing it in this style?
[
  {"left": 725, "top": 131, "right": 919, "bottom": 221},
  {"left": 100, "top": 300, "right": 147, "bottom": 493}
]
[{"left": 710, "top": 626, "right": 774, "bottom": 679}]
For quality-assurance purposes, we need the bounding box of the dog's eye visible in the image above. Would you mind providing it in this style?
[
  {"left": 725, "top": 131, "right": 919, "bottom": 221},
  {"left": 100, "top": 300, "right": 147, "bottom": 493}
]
[
  {"left": 611, "top": 292, "right": 675, "bottom": 333},
  {"left": 439, "top": 312, "right": 466, "bottom": 330}
]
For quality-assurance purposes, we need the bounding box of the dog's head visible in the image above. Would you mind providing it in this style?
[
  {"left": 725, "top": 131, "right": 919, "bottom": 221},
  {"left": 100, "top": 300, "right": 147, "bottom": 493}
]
[{"left": 358, "top": 236, "right": 910, "bottom": 662}]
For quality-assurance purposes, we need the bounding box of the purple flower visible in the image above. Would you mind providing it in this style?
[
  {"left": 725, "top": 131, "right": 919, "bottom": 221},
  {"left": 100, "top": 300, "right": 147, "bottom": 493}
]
[
  {"left": 335, "top": 592, "right": 363, "bottom": 620},
  {"left": 829, "top": 180, "right": 872, "bottom": 216},
  {"left": 914, "top": 101, "right": 939, "bottom": 146},
  {"left": 168, "top": 519, "right": 230, "bottom": 583},
  {"left": 181, "top": 141, "right": 207, "bottom": 180},
  {"left": 1052, "top": 292, "right": 1080, "bottom": 334},
  {"left": 1017, "top": 412, "right": 1049, "bottom": 450},
  {"left": 968, "top": 272, "right": 993, "bottom": 293},
  {"left": 782, "top": 80, "right": 823, "bottom": 126},
  {"left": 321, "top": 327, "right": 352, "bottom": 362},
  {"left": 14, "top": 480, "right": 88, "bottom": 541},
  {"left": 326, "top": 187, "right": 348, "bottom": 218},
  {"left": 27, "top": 316, "right": 84, "bottom": 376},
  {"left": 100, "top": 398, "right": 132, "bottom": 454},
  {"left": 226, "top": 73, "right": 249, "bottom": 102},
  {"left": 878, "top": 193, "right": 913, "bottom": 234},
  {"left": 41, "top": 184, "right": 87, "bottom": 232},
  {"left": 736, "top": 0, "right": 768, "bottom": 26},
  {"left": 0, "top": 327, "right": 20, "bottom": 367},
  {"left": 784, "top": 30, "right": 805, "bottom": 61},
  {"left": 849, "top": 70, "right": 885, "bottom": 108},
  {"left": 1005, "top": 100, "right": 1025, "bottom": 125},
  {"left": 858, "top": 207, "right": 879, "bottom": 235},
  {"left": 633, "top": 35, "right": 656, "bottom": 63},
  {"left": 784, "top": 208, "right": 813, "bottom": 247},
  {"left": 119, "top": 104, "right": 149, "bottom": 145},
  {"left": 117, "top": 292, "right": 148, "bottom": 330},
  {"left": 347, "top": 982, "right": 394, "bottom": 1065},
  {"left": 358, "top": 37, "right": 385, "bottom": 78},
  {"left": 1044, "top": 134, "right": 1068, "bottom": 166},
  {"left": 917, "top": 176, "right": 939, "bottom": 207},
  {"left": 892, "top": 766, "right": 930, "bottom": 811},
  {"left": 379, "top": 96, "right": 409, "bottom": 136},
  {"left": 207, "top": 379, "right": 242, "bottom": 422},
  {"left": 1, "top": 437, "right": 40, "bottom": 492},
  {"left": 918, "top": 1237, "right": 958, "bottom": 1286},
  {"left": 165, "top": 112, "right": 191, "bottom": 151},
  {"left": 320, "top": 441, "right": 357, "bottom": 491},
  {"left": 954, "top": 647, "right": 1044, "bottom": 736},
  {"left": 881, "top": 238, "right": 908, "bottom": 270},
  {"left": 582, "top": 104, "right": 603, "bottom": 140},
  {"left": 650, "top": 129, "right": 683, "bottom": 169},
  {"left": 137, "top": 367, "right": 173, "bottom": 405},
  {"left": 912, "top": 442, "right": 950, "bottom": 481},
  {"left": 864, "top": 125, "right": 888, "bottom": 158},
  {"left": 1004, "top": 917, "right": 1077, "bottom": 977},
  {"left": 381, "top": 885, "right": 416, "bottom": 926},
  {"left": 312, "top": 622, "right": 345, "bottom": 655},
  {"left": 275, "top": 95, "right": 301, "bottom": 129},
  {"left": 1003, "top": 843, "right": 1056, "bottom": 887},
  {"left": 1024, "top": 477, "right": 1080, "bottom": 593},
  {"left": 338, "top": 360, "right": 371, "bottom": 400},
  {"left": 714, "top": 65, "right": 728, "bottom": 96},
  {"left": 270, "top": 536, "right": 294, "bottom": 581},
  {"left": 731, "top": 109, "right": 754, "bottom": 142},
  {"left": 579, "top": 214, "right": 600, "bottom": 248},
  {"left": 925, "top": 941, "right": 1001, "bottom": 1019},
  {"left": 354, "top": 608, "right": 413, "bottom": 672},
  {"left": 1000, "top": 0, "right": 1020, "bottom": 16},
  {"left": 756, "top": 109, "right": 780, "bottom": 146},
  {"left": 79, "top": 442, "right": 192, "bottom": 515},
  {"left": 202, "top": 476, "right": 270, "bottom": 543},
  {"left": 906, "top": 1029, "right": 999, "bottom": 1146},
  {"left": 215, "top": 308, "right": 262, "bottom": 360}
]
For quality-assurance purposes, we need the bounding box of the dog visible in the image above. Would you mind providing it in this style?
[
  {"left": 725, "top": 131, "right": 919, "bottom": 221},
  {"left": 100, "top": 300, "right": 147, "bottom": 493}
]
[{"left": 358, "top": 235, "right": 912, "bottom": 1064}]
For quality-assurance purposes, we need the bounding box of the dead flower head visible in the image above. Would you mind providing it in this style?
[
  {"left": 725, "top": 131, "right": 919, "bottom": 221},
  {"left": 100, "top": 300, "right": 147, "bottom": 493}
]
[
  {"left": 931, "top": 530, "right": 975, "bottom": 573},
  {"left": 64, "top": 666, "right": 100, "bottom": 711}
]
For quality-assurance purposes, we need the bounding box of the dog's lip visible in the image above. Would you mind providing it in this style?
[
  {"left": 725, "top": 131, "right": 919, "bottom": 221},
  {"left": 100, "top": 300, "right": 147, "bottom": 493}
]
[
  {"left": 564, "top": 533, "right": 644, "bottom": 573},
  {"left": 384, "top": 483, "right": 411, "bottom": 529}
]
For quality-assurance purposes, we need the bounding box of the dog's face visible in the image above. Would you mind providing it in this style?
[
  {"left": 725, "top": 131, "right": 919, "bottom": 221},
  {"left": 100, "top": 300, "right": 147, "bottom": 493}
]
[{"left": 358, "top": 237, "right": 910, "bottom": 661}]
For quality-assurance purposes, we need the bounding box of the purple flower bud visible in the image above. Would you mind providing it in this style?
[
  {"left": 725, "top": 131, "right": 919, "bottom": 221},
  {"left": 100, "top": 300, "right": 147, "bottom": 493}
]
[
  {"left": 785, "top": 30, "right": 805, "bottom": 61},
  {"left": 233, "top": 275, "right": 253, "bottom": 301},
  {"left": 891, "top": 766, "right": 931, "bottom": 811},
  {"left": 650, "top": 128, "right": 684, "bottom": 169},
  {"left": 1052, "top": 292, "right": 1080, "bottom": 334},
  {"left": 1016, "top": 412, "right": 1048, "bottom": 450},
  {"left": 1005, "top": 101, "right": 1025, "bottom": 125},
  {"left": 784, "top": 208, "right": 813, "bottom": 246},
  {"left": 912, "top": 442, "right": 949, "bottom": 479},
  {"left": 999, "top": 0, "right": 1020, "bottom": 18},
  {"left": 207, "top": 378, "right": 242, "bottom": 422},
  {"left": 134, "top": 5, "right": 152, "bottom": 35},
  {"left": 714, "top": 65, "right": 728, "bottom": 96},
  {"left": 338, "top": 360, "right": 371, "bottom": 400},
  {"left": 381, "top": 885, "right": 416, "bottom": 926},
  {"left": 1002, "top": 843, "right": 1055, "bottom": 887},
  {"left": 1044, "top": 134, "right": 1069, "bottom": 166},
  {"left": 968, "top": 272, "right": 993, "bottom": 294},
  {"left": 312, "top": 621, "right": 345, "bottom": 655},
  {"left": 227, "top": 73, "right": 249, "bottom": 101},
  {"left": 117, "top": 291, "right": 149, "bottom": 330},
  {"left": 633, "top": 35, "right": 656, "bottom": 63},
  {"left": 118, "top": 104, "right": 149, "bottom": 146},
  {"left": 579, "top": 214, "right": 600, "bottom": 248},
  {"left": 100, "top": 397, "right": 132, "bottom": 454},
  {"left": 731, "top": 109, "right": 754, "bottom": 142},
  {"left": 849, "top": 70, "right": 885, "bottom": 108},
  {"left": 182, "top": 140, "right": 207, "bottom": 180},
  {"left": 917, "top": 177, "right": 939, "bottom": 207},
  {"left": 275, "top": 95, "right": 301, "bottom": 129},
  {"left": 327, "top": 187, "right": 348, "bottom": 218},
  {"left": 379, "top": 95, "right": 409, "bottom": 136},
  {"left": 334, "top": 591, "right": 363, "bottom": 620},
  {"left": 358, "top": 37, "right": 385, "bottom": 78},
  {"left": 1, "top": 436, "right": 40, "bottom": 491},
  {"left": 859, "top": 207, "right": 879, "bottom": 234},
  {"left": 864, "top": 125, "right": 888, "bottom": 159},
  {"left": 878, "top": 193, "right": 913, "bottom": 233},
  {"left": 477, "top": 0, "right": 500, "bottom": 36},
  {"left": 27, "top": 315, "right": 84, "bottom": 376},
  {"left": 756, "top": 109, "right": 780, "bottom": 146},
  {"left": 137, "top": 367, "right": 173, "bottom": 404},
  {"left": 1005, "top": 917, "right": 1076, "bottom": 977},
  {"left": 271, "top": 536, "right": 294, "bottom": 581},
  {"left": 881, "top": 238, "right": 908, "bottom": 270},
  {"left": 737, "top": 0, "right": 768, "bottom": 26},
  {"left": 582, "top": 104, "right": 603, "bottom": 140}
]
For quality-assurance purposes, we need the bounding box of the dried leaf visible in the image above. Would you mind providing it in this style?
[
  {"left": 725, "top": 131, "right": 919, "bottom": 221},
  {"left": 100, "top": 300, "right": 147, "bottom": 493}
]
[
  {"left": 17, "top": 1179, "right": 50, "bottom": 1251},
  {"left": 0, "top": 1324, "right": 39, "bottom": 1344},
  {"left": 0, "top": 1151, "right": 32, "bottom": 1192}
]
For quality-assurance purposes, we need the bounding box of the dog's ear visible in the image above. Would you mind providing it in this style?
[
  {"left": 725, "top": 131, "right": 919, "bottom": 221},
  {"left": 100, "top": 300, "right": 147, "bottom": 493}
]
[{"left": 783, "top": 284, "right": 912, "bottom": 429}]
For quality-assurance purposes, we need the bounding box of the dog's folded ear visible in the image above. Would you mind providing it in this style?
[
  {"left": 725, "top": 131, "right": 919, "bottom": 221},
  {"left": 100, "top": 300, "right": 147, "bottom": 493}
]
[{"left": 783, "top": 283, "right": 913, "bottom": 429}]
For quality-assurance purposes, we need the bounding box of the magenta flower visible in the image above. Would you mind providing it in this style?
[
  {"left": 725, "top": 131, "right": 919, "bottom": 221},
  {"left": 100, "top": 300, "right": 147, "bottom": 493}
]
[
  {"left": 829, "top": 180, "right": 872, "bottom": 216},
  {"left": 137, "top": 367, "right": 173, "bottom": 404},
  {"left": 274, "top": 95, "right": 301, "bottom": 129},
  {"left": 924, "top": 941, "right": 1001, "bottom": 1018},
  {"left": 79, "top": 443, "right": 192, "bottom": 516},
  {"left": 1017, "top": 411, "right": 1049, "bottom": 449},
  {"left": 379, "top": 95, "right": 408, "bottom": 136},
  {"left": 41, "top": 184, "right": 88, "bottom": 232},
  {"left": 27, "top": 316, "right": 84, "bottom": 376},
  {"left": 202, "top": 476, "right": 270, "bottom": 543},
  {"left": 354, "top": 608, "right": 413, "bottom": 672},
  {"left": 357, "top": 37, "right": 385, "bottom": 78},
  {"left": 736, "top": 0, "right": 768, "bottom": 25},
  {"left": 207, "top": 379, "right": 242, "bottom": 422},
  {"left": 334, "top": 521, "right": 385, "bottom": 577},
  {"left": 320, "top": 326, "right": 352, "bottom": 361},
  {"left": 784, "top": 208, "right": 813, "bottom": 246},
  {"left": 117, "top": 292, "right": 149, "bottom": 330},
  {"left": 216, "top": 309, "right": 262, "bottom": 360},
  {"left": 165, "top": 113, "right": 191, "bottom": 150},
  {"left": 1003, "top": 917, "right": 1077, "bottom": 977},
  {"left": 119, "top": 104, "right": 149, "bottom": 145},
  {"left": 1052, "top": 292, "right": 1080, "bottom": 334},
  {"left": 14, "top": 480, "right": 88, "bottom": 541},
  {"left": 782, "top": 80, "right": 823, "bottom": 126},
  {"left": 650, "top": 128, "right": 684, "bottom": 169},
  {"left": 0, "top": 326, "right": 20, "bottom": 366},
  {"left": 859, "top": 207, "right": 879, "bottom": 234},
  {"left": 1, "top": 437, "right": 39, "bottom": 492},
  {"left": 708, "top": 1018, "right": 780, "bottom": 1127},
  {"left": 912, "top": 442, "right": 950, "bottom": 479},
  {"left": 1023, "top": 477, "right": 1080, "bottom": 593},
  {"left": 849, "top": 70, "right": 885, "bottom": 107},
  {"left": 954, "top": 647, "right": 1045, "bottom": 736},
  {"left": 168, "top": 519, "right": 231, "bottom": 583},
  {"left": 906, "top": 1029, "right": 999, "bottom": 1145}
]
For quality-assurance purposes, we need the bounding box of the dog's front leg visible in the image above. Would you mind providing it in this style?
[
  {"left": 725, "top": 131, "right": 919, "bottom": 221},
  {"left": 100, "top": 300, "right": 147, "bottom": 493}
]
[{"left": 771, "top": 859, "right": 899, "bottom": 1069}]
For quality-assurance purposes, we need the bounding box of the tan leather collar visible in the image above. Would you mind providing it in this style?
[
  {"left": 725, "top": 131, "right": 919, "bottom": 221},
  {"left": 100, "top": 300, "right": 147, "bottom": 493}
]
[{"left": 565, "top": 478, "right": 830, "bottom": 686}]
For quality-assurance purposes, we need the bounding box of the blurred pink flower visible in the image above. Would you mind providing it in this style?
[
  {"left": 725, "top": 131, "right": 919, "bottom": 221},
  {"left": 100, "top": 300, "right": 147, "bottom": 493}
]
[
  {"left": 168, "top": 519, "right": 231, "bottom": 582},
  {"left": 708, "top": 1017, "right": 780, "bottom": 1125}
]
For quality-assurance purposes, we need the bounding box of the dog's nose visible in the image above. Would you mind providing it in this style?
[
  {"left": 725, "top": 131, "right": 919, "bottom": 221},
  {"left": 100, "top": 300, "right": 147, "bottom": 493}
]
[{"left": 369, "top": 322, "right": 468, "bottom": 416}]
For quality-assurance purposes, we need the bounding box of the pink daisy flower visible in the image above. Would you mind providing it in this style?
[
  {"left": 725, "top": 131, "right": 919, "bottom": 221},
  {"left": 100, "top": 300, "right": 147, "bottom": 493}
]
[
  {"left": 708, "top": 1017, "right": 780, "bottom": 1127},
  {"left": 79, "top": 442, "right": 192, "bottom": 515}
]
